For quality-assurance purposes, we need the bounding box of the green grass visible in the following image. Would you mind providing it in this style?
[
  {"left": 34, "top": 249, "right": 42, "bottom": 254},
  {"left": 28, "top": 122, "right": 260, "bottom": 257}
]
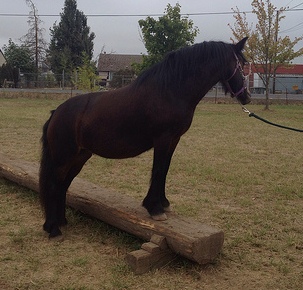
[{"left": 0, "top": 96, "right": 303, "bottom": 289}]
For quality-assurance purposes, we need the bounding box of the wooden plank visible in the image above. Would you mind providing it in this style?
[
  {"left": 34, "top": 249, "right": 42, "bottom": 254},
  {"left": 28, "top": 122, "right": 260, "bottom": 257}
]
[{"left": 0, "top": 152, "right": 224, "bottom": 265}]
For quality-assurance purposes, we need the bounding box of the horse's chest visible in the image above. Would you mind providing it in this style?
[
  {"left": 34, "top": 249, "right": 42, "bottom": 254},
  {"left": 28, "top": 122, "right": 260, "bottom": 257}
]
[{"left": 151, "top": 107, "right": 193, "bottom": 136}]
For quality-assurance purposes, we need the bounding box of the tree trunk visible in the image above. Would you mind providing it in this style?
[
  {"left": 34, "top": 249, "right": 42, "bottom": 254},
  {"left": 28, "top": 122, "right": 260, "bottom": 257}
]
[
  {"left": 264, "top": 75, "right": 271, "bottom": 110},
  {"left": 265, "top": 85, "right": 270, "bottom": 110}
]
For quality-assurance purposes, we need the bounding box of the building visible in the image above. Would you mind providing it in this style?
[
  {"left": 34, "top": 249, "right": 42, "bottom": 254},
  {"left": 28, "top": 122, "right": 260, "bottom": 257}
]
[
  {"left": 97, "top": 52, "right": 303, "bottom": 93},
  {"left": 247, "top": 64, "right": 303, "bottom": 94},
  {"left": 97, "top": 53, "right": 142, "bottom": 86},
  {"left": 0, "top": 49, "right": 6, "bottom": 66}
]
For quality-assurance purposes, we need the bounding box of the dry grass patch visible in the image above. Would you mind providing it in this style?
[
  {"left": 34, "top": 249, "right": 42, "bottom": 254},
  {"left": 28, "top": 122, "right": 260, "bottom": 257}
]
[{"left": 0, "top": 96, "right": 303, "bottom": 289}]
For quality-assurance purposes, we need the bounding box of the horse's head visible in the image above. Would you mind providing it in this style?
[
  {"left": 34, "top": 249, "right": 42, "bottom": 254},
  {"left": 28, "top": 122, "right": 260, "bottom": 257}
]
[{"left": 223, "top": 37, "right": 251, "bottom": 105}]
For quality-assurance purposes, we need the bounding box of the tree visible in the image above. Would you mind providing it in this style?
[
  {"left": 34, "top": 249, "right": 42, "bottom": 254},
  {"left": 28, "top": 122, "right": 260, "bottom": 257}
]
[
  {"left": 229, "top": 0, "right": 303, "bottom": 109},
  {"left": 48, "top": 0, "right": 95, "bottom": 81},
  {"left": 73, "top": 52, "right": 98, "bottom": 91},
  {"left": 2, "top": 39, "right": 35, "bottom": 74},
  {"left": 20, "top": 0, "right": 47, "bottom": 73},
  {"left": 2, "top": 39, "right": 35, "bottom": 86},
  {"left": 136, "top": 3, "right": 199, "bottom": 73}
]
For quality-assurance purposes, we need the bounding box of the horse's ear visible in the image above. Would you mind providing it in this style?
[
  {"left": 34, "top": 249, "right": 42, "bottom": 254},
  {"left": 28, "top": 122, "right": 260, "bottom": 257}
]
[{"left": 235, "top": 37, "right": 248, "bottom": 52}]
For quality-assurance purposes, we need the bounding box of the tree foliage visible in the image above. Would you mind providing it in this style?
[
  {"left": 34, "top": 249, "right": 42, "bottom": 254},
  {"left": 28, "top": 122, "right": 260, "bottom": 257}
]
[
  {"left": 1, "top": 39, "right": 35, "bottom": 86},
  {"left": 73, "top": 52, "right": 98, "bottom": 91},
  {"left": 136, "top": 3, "right": 199, "bottom": 73},
  {"left": 2, "top": 39, "right": 35, "bottom": 73},
  {"left": 229, "top": 0, "right": 303, "bottom": 109},
  {"left": 48, "top": 0, "right": 95, "bottom": 79}
]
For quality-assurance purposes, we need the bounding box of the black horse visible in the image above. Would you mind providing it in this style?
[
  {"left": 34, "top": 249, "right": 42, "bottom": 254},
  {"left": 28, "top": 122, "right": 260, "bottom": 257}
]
[{"left": 40, "top": 38, "right": 251, "bottom": 238}]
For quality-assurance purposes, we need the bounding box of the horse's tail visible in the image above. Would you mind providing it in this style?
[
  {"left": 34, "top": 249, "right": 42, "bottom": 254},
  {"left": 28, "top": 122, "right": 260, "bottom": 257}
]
[{"left": 39, "top": 110, "right": 56, "bottom": 215}]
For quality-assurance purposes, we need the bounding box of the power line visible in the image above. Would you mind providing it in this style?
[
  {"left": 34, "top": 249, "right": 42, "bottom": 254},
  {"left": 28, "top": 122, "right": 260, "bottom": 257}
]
[
  {"left": 288, "top": 2, "right": 303, "bottom": 9},
  {"left": 0, "top": 12, "right": 241, "bottom": 18},
  {"left": 285, "top": 0, "right": 295, "bottom": 6},
  {"left": 280, "top": 21, "right": 303, "bottom": 33},
  {"left": 0, "top": 8, "right": 301, "bottom": 18},
  {"left": 286, "top": 7, "right": 303, "bottom": 11}
]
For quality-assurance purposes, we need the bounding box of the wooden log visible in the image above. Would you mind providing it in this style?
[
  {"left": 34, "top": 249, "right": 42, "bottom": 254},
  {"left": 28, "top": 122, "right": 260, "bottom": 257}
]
[
  {"left": 0, "top": 152, "right": 224, "bottom": 266},
  {"left": 0, "top": 153, "right": 39, "bottom": 193}
]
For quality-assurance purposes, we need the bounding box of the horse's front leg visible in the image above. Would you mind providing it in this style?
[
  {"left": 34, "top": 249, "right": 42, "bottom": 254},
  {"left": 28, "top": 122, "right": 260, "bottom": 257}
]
[{"left": 143, "top": 135, "right": 180, "bottom": 220}]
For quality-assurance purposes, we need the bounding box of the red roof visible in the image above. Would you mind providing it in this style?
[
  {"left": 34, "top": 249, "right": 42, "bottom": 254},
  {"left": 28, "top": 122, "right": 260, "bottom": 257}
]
[
  {"left": 275, "top": 64, "right": 303, "bottom": 75},
  {"left": 248, "top": 64, "right": 303, "bottom": 75}
]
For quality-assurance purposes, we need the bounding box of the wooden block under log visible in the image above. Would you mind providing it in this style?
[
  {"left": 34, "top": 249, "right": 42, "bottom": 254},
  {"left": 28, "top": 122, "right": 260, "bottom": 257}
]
[
  {"left": 0, "top": 152, "right": 224, "bottom": 265},
  {"left": 126, "top": 234, "right": 176, "bottom": 274},
  {"left": 141, "top": 241, "right": 162, "bottom": 253}
]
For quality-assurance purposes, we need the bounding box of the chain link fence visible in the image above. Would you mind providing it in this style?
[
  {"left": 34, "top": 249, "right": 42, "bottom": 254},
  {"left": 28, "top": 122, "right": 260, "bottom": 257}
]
[
  {"left": 2, "top": 71, "right": 303, "bottom": 95},
  {"left": 17, "top": 72, "right": 73, "bottom": 89}
]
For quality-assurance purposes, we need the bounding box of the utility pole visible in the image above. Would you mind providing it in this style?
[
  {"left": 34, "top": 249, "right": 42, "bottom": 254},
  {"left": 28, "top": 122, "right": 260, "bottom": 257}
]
[
  {"left": 34, "top": 6, "right": 38, "bottom": 72},
  {"left": 272, "top": 10, "right": 279, "bottom": 94}
]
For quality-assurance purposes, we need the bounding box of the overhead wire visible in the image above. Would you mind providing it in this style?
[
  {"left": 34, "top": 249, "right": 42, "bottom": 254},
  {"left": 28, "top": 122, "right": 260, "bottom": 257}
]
[
  {"left": 287, "top": 2, "right": 303, "bottom": 9},
  {"left": 0, "top": 8, "right": 302, "bottom": 18},
  {"left": 0, "top": 7, "right": 302, "bottom": 34},
  {"left": 0, "top": 12, "right": 245, "bottom": 17},
  {"left": 280, "top": 21, "right": 303, "bottom": 33},
  {"left": 281, "top": 2, "right": 303, "bottom": 34}
]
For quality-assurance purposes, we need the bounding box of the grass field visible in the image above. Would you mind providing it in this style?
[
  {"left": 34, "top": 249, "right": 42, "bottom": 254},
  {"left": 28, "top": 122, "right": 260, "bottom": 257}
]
[{"left": 0, "top": 95, "right": 302, "bottom": 289}]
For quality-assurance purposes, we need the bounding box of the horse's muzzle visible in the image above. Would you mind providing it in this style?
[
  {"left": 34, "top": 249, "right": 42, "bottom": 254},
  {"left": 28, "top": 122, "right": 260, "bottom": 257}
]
[{"left": 238, "top": 90, "right": 251, "bottom": 105}]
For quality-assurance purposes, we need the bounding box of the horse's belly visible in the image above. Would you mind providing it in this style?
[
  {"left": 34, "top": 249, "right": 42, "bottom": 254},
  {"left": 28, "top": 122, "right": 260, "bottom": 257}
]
[
  {"left": 82, "top": 130, "right": 153, "bottom": 159},
  {"left": 93, "top": 146, "right": 152, "bottom": 159}
]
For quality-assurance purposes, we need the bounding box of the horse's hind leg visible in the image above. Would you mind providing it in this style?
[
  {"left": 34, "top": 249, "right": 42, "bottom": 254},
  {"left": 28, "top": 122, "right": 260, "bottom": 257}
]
[
  {"left": 42, "top": 166, "right": 69, "bottom": 237},
  {"left": 56, "top": 149, "right": 92, "bottom": 229},
  {"left": 41, "top": 169, "right": 65, "bottom": 237},
  {"left": 42, "top": 149, "right": 92, "bottom": 238}
]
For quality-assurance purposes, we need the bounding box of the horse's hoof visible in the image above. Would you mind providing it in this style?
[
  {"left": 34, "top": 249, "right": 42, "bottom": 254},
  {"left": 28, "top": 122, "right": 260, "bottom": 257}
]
[
  {"left": 48, "top": 227, "right": 62, "bottom": 239},
  {"left": 164, "top": 205, "right": 172, "bottom": 212},
  {"left": 151, "top": 213, "right": 167, "bottom": 221},
  {"left": 49, "top": 234, "right": 64, "bottom": 242},
  {"left": 43, "top": 222, "right": 51, "bottom": 233}
]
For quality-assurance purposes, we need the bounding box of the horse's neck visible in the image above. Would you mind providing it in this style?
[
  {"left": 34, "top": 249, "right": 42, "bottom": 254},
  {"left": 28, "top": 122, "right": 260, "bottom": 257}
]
[{"left": 188, "top": 71, "right": 222, "bottom": 106}]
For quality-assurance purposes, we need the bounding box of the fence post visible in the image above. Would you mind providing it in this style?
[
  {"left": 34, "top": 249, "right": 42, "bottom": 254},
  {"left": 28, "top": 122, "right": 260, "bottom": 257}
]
[{"left": 62, "top": 70, "right": 65, "bottom": 90}]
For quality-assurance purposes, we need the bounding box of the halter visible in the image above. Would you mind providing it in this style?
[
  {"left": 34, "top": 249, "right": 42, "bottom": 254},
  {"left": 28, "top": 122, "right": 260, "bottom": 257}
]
[{"left": 224, "top": 53, "right": 249, "bottom": 98}]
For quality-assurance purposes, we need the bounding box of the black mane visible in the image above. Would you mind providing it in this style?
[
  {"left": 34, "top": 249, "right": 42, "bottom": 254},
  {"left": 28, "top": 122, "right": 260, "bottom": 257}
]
[{"left": 133, "top": 41, "right": 235, "bottom": 91}]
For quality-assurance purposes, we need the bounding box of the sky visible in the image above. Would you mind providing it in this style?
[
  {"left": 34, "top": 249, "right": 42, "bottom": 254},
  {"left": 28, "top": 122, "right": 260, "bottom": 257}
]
[{"left": 1, "top": 0, "right": 303, "bottom": 62}]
